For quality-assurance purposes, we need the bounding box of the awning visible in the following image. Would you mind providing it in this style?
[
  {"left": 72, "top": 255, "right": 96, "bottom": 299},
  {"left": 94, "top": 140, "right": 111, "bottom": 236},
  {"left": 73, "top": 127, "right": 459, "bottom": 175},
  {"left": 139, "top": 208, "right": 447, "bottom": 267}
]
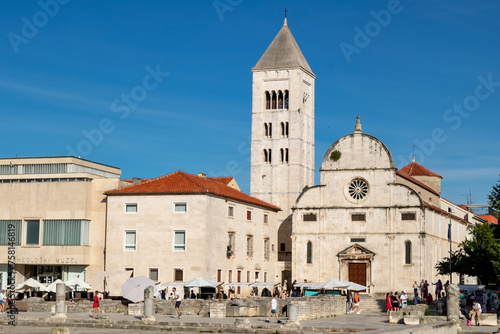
[
  {"left": 224, "top": 282, "right": 252, "bottom": 287},
  {"left": 249, "top": 282, "right": 280, "bottom": 288}
]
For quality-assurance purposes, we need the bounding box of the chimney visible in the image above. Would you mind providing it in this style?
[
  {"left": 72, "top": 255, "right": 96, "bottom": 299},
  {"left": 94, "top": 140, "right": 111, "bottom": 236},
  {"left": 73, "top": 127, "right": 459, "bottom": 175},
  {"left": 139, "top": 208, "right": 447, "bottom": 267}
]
[
  {"left": 132, "top": 177, "right": 142, "bottom": 184},
  {"left": 198, "top": 173, "right": 207, "bottom": 178}
]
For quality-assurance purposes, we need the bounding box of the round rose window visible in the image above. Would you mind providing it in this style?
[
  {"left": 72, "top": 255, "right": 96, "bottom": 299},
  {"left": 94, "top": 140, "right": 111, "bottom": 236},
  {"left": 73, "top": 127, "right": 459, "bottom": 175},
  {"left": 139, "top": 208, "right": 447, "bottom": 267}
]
[{"left": 348, "top": 179, "right": 369, "bottom": 201}]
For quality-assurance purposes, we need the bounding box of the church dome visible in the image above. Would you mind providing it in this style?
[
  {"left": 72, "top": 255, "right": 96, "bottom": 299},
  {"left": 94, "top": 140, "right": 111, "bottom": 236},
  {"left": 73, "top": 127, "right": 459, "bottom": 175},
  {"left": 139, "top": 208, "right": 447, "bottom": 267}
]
[{"left": 321, "top": 116, "right": 396, "bottom": 171}]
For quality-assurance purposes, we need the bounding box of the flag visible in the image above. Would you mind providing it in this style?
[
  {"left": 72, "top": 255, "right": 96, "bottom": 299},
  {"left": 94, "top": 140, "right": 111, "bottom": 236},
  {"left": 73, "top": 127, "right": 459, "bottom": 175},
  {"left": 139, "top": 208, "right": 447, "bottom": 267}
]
[{"left": 448, "top": 223, "right": 451, "bottom": 241}]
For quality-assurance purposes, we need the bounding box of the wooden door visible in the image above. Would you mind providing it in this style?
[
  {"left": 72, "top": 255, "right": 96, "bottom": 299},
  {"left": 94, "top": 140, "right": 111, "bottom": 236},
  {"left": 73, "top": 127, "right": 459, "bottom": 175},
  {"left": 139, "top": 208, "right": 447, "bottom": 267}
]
[{"left": 348, "top": 263, "right": 366, "bottom": 291}]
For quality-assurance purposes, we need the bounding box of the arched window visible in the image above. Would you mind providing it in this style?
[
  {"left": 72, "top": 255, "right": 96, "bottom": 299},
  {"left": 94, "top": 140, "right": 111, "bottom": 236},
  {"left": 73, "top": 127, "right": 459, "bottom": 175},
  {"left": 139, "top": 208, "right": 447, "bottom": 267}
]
[
  {"left": 271, "top": 91, "right": 277, "bottom": 109},
  {"left": 307, "top": 241, "right": 312, "bottom": 264},
  {"left": 405, "top": 240, "right": 412, "bottom": 264},
  {"left": 268, "top": 123, "right": 272, "bottom": 137},
  {"left": 278, "top": 91, "right": 283, "bottom": 109},
  {"left": 263, "top": 149, "right": 268, "bottom": 163},
  {"left": 285, "top": 148, "right": 289, "bottom": 163},
  {"left": 268, "top": 149, "right": 272, "bottom": 163},
  {"left": 265, "top": 91, "right": 270, "bottom": 109},
  {"left": 281, "top": 122, "right": 285, "bottom": 137},
  {"left": 285, "top": 122, "right": 289, "bottom": 137},
  {"left": 284, "top": 90, "right": 289, "bottom": 109},
  {"left": 264, "top": 123, "right": 268, "bottom": 137},
  {"left": 280, "top": 148, "right": 284, "bottom": 163}
]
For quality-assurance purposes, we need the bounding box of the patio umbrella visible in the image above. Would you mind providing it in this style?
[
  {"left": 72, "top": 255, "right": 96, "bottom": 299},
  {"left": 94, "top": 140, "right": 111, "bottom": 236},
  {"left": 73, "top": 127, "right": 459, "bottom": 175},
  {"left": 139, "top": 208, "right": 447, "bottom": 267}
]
[
  {"left": 160, "top": 282, "right": 185, "bottom": 289},
  {"left": 65, "top": 277, "right": 92, "bottom": 290},
  {"left": 46, "top": 279, "right": 72, "bottom": 293},
  {"left": 317, "top": 279, "right": 350, "bottom": 289},
  {"left": 15, "top": 278, "right": 48, "bottom": 292},
  {"left": 346, "top": 282, "right": 367, "bottom": 291},
  {"left": 184, "top": 276, "right": 221, "bottom": 288},
  {"left": 121, "top": 276, "right": 155, "bottom": 303},
  {"left": 92, "top": 270, "right": 133, "bottom": 296}
]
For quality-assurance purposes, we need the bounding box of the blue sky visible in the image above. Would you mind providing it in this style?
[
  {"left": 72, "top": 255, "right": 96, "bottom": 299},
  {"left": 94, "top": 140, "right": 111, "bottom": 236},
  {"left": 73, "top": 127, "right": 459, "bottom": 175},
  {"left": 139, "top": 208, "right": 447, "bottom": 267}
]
[{"left": 1, "top": 0, "right": 499, "bottom": 206}]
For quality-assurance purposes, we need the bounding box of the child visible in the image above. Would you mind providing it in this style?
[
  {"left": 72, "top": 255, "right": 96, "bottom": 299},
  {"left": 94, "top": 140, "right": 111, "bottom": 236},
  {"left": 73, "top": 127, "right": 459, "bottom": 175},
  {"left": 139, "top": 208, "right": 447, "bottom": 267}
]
[{"left": 265, "top": 294, "right": 282, "bottom": 323}]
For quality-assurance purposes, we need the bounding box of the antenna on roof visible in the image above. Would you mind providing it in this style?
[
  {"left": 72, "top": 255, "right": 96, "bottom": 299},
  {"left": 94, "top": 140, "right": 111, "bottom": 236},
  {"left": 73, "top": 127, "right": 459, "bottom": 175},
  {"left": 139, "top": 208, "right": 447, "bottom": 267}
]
[
  {"left": 283, "top": 7, "right": 288, "bottom": 25},
  {"left": 412, "top": 145, "right": 416, "bottom": 162}
]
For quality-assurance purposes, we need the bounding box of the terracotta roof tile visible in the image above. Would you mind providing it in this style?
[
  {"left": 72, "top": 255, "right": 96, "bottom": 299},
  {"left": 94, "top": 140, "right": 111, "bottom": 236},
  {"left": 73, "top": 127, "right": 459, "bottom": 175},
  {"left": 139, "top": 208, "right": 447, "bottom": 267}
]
[
  {"left": 478, "top": 214, "right": 498, "bottom": 225},
  {"left": 106, "top": 171, "right": 280, "bottom": 211},
  {"left": 400, "top": 160, "right": 443, "bottom": 179},
  {"left": 208, "top": 177, "right": 234, "bottom": 185},
  {"left": 396, "top": 170, "right": 440, "bottom": 196}
]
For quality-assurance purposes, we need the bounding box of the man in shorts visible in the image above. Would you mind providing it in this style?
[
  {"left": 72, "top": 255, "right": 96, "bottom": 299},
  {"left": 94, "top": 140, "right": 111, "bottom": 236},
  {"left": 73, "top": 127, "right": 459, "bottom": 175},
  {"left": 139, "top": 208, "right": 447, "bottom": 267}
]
[
  {"left": 172, "top": 287, "right": 182, "bottom": 319},
  {"left": 352, "top": 292, "right": 361, "bottom": 314},
  {"left": 265, "top": 294, "right": 282, "bottom": 323},
  {"left": 0, "top": 290, "right": 6, "bottom": 314}
]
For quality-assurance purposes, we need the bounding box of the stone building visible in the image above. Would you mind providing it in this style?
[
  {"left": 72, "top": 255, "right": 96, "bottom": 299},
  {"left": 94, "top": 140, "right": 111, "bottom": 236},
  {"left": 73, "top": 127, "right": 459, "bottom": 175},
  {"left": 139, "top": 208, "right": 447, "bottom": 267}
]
[
  {"left": 290, "top": 118, "right": 479, "bottom": 294},
  {"left": 104, "top": 171, "right": 280, "bottom": 291},
  {"left": 250, "top": 18, "right": 315, "bottom": 283},
  {"left": 0, "top": 156, "right": 123, "bottom": 289}
]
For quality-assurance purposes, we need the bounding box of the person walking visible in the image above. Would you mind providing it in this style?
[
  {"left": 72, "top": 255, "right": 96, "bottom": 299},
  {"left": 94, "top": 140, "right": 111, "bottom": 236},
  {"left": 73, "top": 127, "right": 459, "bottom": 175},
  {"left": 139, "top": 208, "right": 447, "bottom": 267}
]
[
  {"left": 92, "top": 291, "right": 101, "bottom": 319},
  {"left": 0, "top": 290, "right": 6, "bottom": 314},
  {"left": 265, "top": 294, "right": 282, "bottom": 323},
  {"left": 172, "top": 287, "right": 182, "bottom": 319},
  {"left": 413, "top": 281, "right": 419, "bottom": 295},
  {"left": 386, "top": 292, "right": 393, "bottom": 319},
  {"left": 352, "top": 292, "right": 361, "bottom": 314}
]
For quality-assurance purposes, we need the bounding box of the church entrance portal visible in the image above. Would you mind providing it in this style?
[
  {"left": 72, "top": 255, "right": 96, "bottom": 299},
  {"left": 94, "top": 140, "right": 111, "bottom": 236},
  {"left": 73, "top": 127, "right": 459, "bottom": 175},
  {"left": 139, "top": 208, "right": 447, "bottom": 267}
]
[{"left": 348, "top": 263, "right": 366, "bottom": 292}]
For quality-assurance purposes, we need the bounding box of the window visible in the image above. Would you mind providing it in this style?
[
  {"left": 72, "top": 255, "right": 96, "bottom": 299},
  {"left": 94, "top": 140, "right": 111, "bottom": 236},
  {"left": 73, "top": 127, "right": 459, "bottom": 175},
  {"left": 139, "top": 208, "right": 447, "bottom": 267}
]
[
  {"left": 246, "top": 235, "right": 253, "bottom": 257},
  {"left": 255, "top": 272, "right": 259, "bottom": 281},
  {"left": 125, "top": 268, "right": 134, "bottom": 277},
  {"left": 265, "top": 91, "right": 270, "bottom": 109},
  {"left": 125, "top": 203, "right": 137, "bottom": 213},
  {"left": 263, "top": 149, "right": 272, "bottom": 163},
  {"left": 0, "top": 220, "right": 21, "bottom": 245},
  {"left": 271, "top": 91, "right": 277, "bottom": 109},
  {"left": 174, "top": 231, "right": 186, "bottom": 251},
  {"left": 174, "top": 268, "right": 183, "bottom": 281},
  {"left": 217, "top": 269, "right": 222, "bottom": 282},
  {"left": 125, "top": 231, "right": 136, "bottom": 250},
  {"left": 350, "top": 237, "right": 366, "bottom": 243},
  {"left": 149, "top": 268, "right": 158, "bottom": 281},
  {"left": 348, "top": 178, "right": 369, "bottom": 201},
  {"left": 246, "top": 210, "right": 252, "bottom": 221},
  {"left": 26, "top": 220, "right": 40, "bottom": 245},
  {"left": 280, "top": 243, "right": 286, "bottom": 252},
  {"left": 228, "top": 206, "right": 234, "bottom": 217},
  {"left": 306, "top": 241, "right": 312, "bottom": 264},
  {"left": 264, "top": 238, "right": 270, "bottom": 260},
  {"left": 303, "top": 213, "right": 317, "bottom": 221},
  {"left": 174, "top": 202, "right": 187, "bottom": 213},
  {"left": 351, "top": 213, "right": 366, "bottom": 222},
  {"left": 228, "top": 270, "right": 232, "bottom": 283},
  {"left": 43, "top": 219, "right": 90, "bottom": 246},
  {"left": 263, "top": 214, "right": 268, "bottom": 224},
  {"left": 227, "top": 232, "right": 235, "bottom": 254},
  {"left": 280, "top": 122, "right": 290, "bottom": 138},
  {"left": 405, "top": 241, "right": 412, "bottom": 264},
  {"left": 284, "top": 90, "right": 289, "bottom": 109},
  {"left": 402, "top": 212, "right": 416, "bottom": 221},
  {"left": 264, "top": 122, "right": 272, "bottom": 138},
  {"left": 278, "top": 91, "right": 283, "bottom": 109},
  {"left": 264, "top": 272, "right": 268, "bottom": 283},
  {"left": 285, "top": 148, "right": 289, "bottom": 163},
  {"left": 246, "top": 271, "right": 250, "bottom": 283}
]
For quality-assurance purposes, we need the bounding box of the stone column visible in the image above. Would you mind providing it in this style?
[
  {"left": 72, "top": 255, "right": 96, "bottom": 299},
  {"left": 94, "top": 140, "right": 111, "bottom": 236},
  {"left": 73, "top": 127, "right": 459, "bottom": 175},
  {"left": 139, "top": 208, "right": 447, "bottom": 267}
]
[
  {"left": 446, "top": 284, "right": 460, "bottom": 323},
  {"left": 52, "top": 283, "right": 67, "bottom": 319},
  {"left": 142, "top": 285, "right": 155, "bottom": 322}
]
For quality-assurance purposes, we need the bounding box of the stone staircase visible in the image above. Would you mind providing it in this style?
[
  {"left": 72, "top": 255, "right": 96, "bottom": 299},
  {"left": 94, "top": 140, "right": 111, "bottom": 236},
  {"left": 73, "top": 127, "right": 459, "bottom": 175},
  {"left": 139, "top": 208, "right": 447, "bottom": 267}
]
[{"left": 357, "top": 296, "right": 386, "bottom": 313}]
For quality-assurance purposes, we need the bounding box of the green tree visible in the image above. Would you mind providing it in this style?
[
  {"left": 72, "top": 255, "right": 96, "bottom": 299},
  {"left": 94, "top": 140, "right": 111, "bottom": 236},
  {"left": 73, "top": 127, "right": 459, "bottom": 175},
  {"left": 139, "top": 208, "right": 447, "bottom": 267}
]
[
  {"left": 488, "top": 175, "right": 500, "bottom": 218},
  {"left": 436, "top": 222, "right": 500, "bottom": 285}
]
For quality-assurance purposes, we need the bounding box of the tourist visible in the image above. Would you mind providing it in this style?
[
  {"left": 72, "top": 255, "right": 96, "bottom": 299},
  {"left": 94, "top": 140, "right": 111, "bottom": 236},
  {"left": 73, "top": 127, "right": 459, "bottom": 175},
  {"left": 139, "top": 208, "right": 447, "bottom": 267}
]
[
  {"left": 399, "top": 291, "right": 408, "bottom": 308},
  {"left": 420, "top": 279, "right": 425, "bottom": 297},
  {"left": 469, "top": 299, "right": 482, "bottom": 326},
  {"left": 392, "top": 291, "right": 400, "bottom": 311},
  {"left": 433, "top": 279, "right": 442, "bottom": 299},
  {"left": 413, "top": 292, "right": 421, "bottom": 305},
  {"left": 265, "top": 294, "right": 282, "bottom": 323},
  {"left": 352, "top": 292, "right": 361, "bottom": 314},
  {"left": 172, "top": 287, "right": 182, "bottom": 319},
  {"left": 425, "top": 293, "right": 433, "bottom": 305},
  {"left": 386, "top": 292, "right": 393, "bottom": 319},
  {"left": 412, "top": 281, "right": 419, "bottom": 296},
  {"left": 423, "top": 280, "right": 429, "bottom": 298},
  {"left": 161, "top": 289, "right": 166, "bottom": 300},
  {"left": 92, "top": 291, "right": 100, "bottom": 319},
  {"left": 0, "top": 290, "right": 6, "bottom": 314}
]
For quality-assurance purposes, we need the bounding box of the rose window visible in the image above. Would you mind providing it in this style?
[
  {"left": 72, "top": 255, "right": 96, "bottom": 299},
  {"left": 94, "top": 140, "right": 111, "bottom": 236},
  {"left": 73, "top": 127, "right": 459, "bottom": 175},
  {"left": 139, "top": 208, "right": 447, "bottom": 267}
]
[{"left": 348, "top": 179, "right": 369, "bottom": 201}]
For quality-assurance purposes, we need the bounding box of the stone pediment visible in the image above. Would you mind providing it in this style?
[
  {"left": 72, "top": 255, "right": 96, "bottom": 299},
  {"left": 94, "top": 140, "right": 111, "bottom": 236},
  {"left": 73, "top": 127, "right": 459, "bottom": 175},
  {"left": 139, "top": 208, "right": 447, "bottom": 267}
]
[{"left": 337, "top": 243, "right": 375, "bottom": 260}]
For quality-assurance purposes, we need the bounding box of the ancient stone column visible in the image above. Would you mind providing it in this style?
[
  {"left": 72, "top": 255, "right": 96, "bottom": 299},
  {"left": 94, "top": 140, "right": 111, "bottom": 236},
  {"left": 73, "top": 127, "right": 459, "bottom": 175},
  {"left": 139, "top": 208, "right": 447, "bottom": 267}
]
[
  {"left": 142, "top": 285, "right": 155, "bottom": 322},
  {"left": 52, "top": 283, "right": 67, "bottom": 319},
  {"left": 446, "top": 283, "right": 460, "bottom": 323}
]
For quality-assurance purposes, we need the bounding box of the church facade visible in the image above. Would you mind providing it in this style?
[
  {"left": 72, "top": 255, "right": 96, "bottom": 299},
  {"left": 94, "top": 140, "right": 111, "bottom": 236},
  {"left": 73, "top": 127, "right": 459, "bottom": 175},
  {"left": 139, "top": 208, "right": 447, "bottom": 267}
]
[{"left": 249, "top": 20, "right": 481, "bottom": 294}]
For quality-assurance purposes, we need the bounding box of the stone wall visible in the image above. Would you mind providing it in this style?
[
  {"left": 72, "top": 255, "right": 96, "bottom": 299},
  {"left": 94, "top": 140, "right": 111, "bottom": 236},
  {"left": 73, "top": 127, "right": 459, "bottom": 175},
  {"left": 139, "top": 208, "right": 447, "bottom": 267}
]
[{"left": 288, "top": 295, "right": 345, "bottom": 321}]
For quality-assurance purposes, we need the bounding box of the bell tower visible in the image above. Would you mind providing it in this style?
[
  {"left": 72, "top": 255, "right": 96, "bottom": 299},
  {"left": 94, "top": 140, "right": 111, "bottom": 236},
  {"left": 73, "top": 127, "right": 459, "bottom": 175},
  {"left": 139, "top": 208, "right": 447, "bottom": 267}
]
[{"left": 250, "top": 18, "right": 315, "bottom": 272}]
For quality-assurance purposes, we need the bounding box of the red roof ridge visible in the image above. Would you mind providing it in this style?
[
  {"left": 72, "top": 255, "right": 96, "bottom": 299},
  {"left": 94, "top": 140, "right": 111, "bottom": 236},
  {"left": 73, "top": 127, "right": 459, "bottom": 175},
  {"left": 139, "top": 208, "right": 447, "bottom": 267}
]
[
  {"left": 395, "top": 170, "right": 440, "bottom": 196},
  {"left": 423, "top": 201, "right": 470, "bottom": 225},
  {"left": 400, "top": 160, "right": 443, "bottom": 179},
  {"left": 178, "top": 171, "right": 208, "bottom": 192}
]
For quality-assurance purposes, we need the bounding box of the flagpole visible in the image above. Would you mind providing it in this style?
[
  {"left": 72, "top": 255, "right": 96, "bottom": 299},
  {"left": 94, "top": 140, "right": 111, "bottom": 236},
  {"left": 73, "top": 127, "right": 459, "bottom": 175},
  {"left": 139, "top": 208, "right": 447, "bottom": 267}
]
[{"left": 449, "top": 218, "right": 452, "bottom": 284}]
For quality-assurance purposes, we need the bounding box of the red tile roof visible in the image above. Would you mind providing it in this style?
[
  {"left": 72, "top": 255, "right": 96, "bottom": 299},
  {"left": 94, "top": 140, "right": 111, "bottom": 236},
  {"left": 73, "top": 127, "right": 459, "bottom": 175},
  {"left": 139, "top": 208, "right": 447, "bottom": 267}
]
[
  {"left": 395, "top": 170, "right": 440, "bottom": 196},
  {"left": 106, "top": 171, "right": 280, "bottom": 211},
  {"left": 423, "top": 201, "right": 470, "bottom": 225},
  {"left": 478, "top": 214, "right": 498, "bottom": 225},
  {"left": 208, "top": 177, "right": 234, "bottom": 185},
  {"left": 400, "top": 160, "right": 443, "bottom": 179}
]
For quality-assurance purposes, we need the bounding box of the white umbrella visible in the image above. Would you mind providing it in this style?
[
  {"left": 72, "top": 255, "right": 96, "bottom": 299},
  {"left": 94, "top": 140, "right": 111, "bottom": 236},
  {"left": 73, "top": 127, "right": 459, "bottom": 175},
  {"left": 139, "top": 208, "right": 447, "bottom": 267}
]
[
  {"left": 346, "top": 282, "right": 367, "bottom": 291},
  {"left": 160, "top": 282, "right": 185, "bottom": 289},
  {"left": 184, "top": 277, "right": 222, "bottom": 288},
  {"left": 121, "top": 276, "right": 155, "bottom": 303},
  {"left": 46, "top": 279, "right": 72, "bottom": 293},
  {"left": 317, "top": 279, "right": 350, "bottom": 289},
  {"left": 15, "top": 278, "right": 47, "bottom": 292},
  {"left": 92, "top": 270, "right": 133, "bottom": 296},
  {"left": 65, "top": 277, "right": 92, "bottom": 290}
]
